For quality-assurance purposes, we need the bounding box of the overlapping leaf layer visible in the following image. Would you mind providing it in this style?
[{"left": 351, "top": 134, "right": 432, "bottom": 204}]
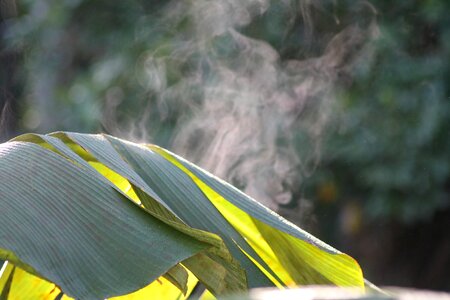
[{"left": 0, "top": 132, "right": 364, "bottom": 299}]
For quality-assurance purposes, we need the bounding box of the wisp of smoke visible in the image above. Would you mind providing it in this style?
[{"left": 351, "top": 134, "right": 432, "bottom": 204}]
[{"left": 134, "top": 0, "right": 378, "bottom": 225}]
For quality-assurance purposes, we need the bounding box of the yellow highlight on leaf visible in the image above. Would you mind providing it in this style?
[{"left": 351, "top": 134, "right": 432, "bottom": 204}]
[
  {"left": 89, "top": 162, "right": 141, "bottom": 204},
  {"left": 151, "top": 145, "right": 364, "bottom": 289},
  {"left": 110, "top": 270, "right": 198, "bottom": 300},
  {"left": 4, "top": 264, "right": 65, "bottom": 300}
]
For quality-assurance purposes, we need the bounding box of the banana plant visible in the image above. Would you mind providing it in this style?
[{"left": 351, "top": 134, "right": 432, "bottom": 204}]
[{"left": 0, "top": 132, "right": 365, "bottom": 299}]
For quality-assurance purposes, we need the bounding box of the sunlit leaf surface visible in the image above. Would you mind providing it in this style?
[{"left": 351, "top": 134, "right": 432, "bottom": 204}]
[
  {"left": 0, "top": 132, "right": 365, "bottom": 299},
  {"left": 152, "top": 146, "right": 364, "bottom": 287}
]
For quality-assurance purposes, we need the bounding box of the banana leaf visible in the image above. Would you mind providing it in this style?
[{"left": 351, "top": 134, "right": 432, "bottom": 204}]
[{"left": 0, "top": 132, "right": 365, "bottom": 299}]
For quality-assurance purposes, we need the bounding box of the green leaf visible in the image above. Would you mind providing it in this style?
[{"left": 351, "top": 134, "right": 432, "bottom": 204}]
[
  {"left": 151, "top": 145, "right": 364, "bottom": 288},
  {"left": 6, "top": 133, "right": 249, "bottom": 297},
  {"left": 0, "top": 132, "right": 366, "bottom": 299},
  {"left": 0, "top": 141, "right": 209, "bottom": 299},
  {"left": 62, "top": 132, "right": 275, "bottom": 288}
]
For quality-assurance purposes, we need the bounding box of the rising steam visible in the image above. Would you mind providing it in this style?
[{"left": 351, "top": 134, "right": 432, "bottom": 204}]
[{"left": 133, "top": 0, "right": 377, "bottom": 225}]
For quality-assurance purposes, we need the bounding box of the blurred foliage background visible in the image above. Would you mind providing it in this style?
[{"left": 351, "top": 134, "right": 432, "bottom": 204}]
[{"left": 1, "top": 0, "right": 449, "bottom": 292}]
